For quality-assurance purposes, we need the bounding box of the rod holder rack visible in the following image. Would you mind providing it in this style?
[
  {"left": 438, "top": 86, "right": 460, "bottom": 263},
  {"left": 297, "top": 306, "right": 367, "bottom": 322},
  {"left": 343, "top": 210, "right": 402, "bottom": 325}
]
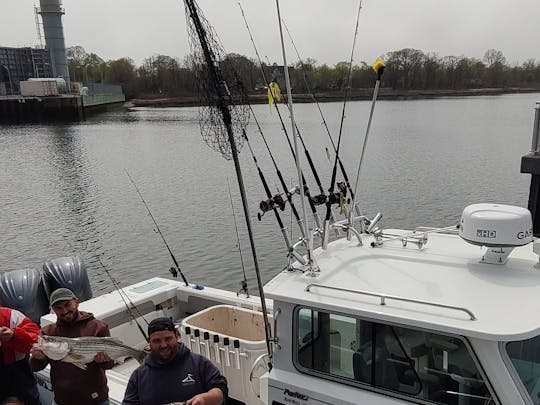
[{"left": 371, "top": 225, "right": 459, "bottom": 248}]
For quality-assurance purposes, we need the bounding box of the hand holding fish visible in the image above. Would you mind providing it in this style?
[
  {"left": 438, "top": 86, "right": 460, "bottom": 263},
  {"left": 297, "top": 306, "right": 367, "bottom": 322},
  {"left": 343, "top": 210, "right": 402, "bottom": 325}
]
[
  {"left": 33, "top": 335, "right": 145, "bottom": 370},
  {"left": 186, "top": 389, "right": 223, "bottom": 405},
  {"left": 30, "top": 345, "right": 47, "bottom": 360},
  {"left": 0, "top": 326, "right": 14, "bottom": 341},
  {"left": 94, "top": 352, "right": 112, "bottom": 363}
]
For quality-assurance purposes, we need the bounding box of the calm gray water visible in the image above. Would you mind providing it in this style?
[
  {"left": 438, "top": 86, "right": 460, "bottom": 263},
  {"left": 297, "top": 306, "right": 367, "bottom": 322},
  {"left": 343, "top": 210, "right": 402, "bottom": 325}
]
[{"left": 0, "top": 93, "right": 538, "bottom": 295}]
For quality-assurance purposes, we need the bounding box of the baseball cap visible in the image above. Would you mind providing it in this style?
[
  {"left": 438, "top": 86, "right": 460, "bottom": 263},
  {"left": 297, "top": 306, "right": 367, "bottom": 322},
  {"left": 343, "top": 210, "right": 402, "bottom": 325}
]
[
  {"left": 148, "top": 317, "right": 176, "bottom": 336},
  {"left": 49, "top": 288, "right": 77, "bottom": 306}
]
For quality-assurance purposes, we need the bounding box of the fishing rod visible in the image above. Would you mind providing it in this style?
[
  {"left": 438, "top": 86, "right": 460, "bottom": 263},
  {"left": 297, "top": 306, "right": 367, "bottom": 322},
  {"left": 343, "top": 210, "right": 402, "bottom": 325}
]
[
  {"left": 323, "top": 0, "right": 363, "bottom": 248},
  {"left": 226, "top": 178, "right": 250, "bottom": 297},
  {"left": 242, "top": 128, "right": 308, "bottom": 266},
  {"left": 238, "top": 3, "right": 322, "bottom": 191},
  {"left": 275, "top": 0, "right": 315, "bottom": 269},
  {"left": 348, "top": 58, "right": 385, "bottom": 241},
  {"left": 238, "top": 3, "right": 325, "bottom": 231},
  {"left": 125, "top": 170, "right": 189, "bottom": 287},
  {"left": 97, "top": 256, "right": 149, "bottom": 342},
  {"left": 184, "top": 0, "right": 273, "bottom": 362},
  {"left": 244, "top": 102, "right": 306, "bottom": 238},
  {"left": 224, "top": 68, "right": 305, "bottom": 240},
  {"left": 282, "top": 19, "right": 357, "bottom": 204}
]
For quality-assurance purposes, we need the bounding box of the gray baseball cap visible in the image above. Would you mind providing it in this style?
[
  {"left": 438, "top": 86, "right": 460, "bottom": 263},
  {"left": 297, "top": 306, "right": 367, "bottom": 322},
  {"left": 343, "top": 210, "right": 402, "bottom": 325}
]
[{"left": 49, "top": 288, "right": 77, "bottom": 306}]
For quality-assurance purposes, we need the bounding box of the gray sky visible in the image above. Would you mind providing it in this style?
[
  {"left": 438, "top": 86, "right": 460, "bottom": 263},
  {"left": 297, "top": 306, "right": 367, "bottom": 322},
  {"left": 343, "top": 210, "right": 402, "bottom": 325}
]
[{"left": 1, "top": 0, "right": 539, "bottom": 67}]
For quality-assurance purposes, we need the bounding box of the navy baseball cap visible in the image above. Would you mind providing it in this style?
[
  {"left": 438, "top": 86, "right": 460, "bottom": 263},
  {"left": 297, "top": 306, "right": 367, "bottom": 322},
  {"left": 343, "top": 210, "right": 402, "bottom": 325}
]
[{"left": 148, "top": 317, "right": 176, "bottom": 336}]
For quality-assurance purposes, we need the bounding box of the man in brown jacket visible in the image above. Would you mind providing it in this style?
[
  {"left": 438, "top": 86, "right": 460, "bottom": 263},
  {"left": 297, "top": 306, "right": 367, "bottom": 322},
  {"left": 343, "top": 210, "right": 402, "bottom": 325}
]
[{"left": 30, "top": 288, "right": 114, "bottom": 405}]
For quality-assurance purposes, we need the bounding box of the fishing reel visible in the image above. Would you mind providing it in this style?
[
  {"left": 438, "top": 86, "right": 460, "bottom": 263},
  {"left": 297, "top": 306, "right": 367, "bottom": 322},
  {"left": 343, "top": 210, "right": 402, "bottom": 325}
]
[
  {"left": 326, "top": 182, "right": 349, "bottom": 205},
  {"left": 258, "top": 193, "right": 286, "bottom": 220},
  {"left": 310, "top": 193, "right": 327, "bottom": 206}
]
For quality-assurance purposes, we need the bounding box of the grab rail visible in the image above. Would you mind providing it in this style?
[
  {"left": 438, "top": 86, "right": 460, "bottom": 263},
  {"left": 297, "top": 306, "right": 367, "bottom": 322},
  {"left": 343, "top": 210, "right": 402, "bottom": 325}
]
[{"left": 304, "top": 284, "right": 477, "bottom": 321}]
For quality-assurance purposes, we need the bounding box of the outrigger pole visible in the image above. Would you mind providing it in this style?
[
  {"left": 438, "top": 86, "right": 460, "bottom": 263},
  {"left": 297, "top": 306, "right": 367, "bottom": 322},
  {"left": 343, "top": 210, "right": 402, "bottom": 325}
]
[
  {"left": 323, "top": 0, "right": 363, "bottom": 249},
  {"left": 275, "top": 0, "right": 316, "bottom": 271},
  {"left": 349, "top": 58, "right": 385, "bottom": 240},
  {"left": 183, "top": 0, "right": 273, "bottom": 361}
]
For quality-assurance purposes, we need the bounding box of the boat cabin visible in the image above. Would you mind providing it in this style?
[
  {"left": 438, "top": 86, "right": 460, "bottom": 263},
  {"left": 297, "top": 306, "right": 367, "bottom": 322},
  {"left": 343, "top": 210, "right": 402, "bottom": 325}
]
[{"left": 264, "top": 224, "right": 540, "bottom": 405}]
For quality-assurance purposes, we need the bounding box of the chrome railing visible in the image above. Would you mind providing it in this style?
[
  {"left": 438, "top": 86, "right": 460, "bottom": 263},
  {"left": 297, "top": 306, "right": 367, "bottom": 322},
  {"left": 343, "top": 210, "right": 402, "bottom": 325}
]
[{"left": 304, "top": 283, "right": 477, "bottom": 321}]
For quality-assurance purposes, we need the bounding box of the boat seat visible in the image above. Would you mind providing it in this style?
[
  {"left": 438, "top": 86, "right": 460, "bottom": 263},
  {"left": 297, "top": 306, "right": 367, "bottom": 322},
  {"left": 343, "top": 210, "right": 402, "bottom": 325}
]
[{"left": 352, "top": 343, "right": 400, "bottom": 390}]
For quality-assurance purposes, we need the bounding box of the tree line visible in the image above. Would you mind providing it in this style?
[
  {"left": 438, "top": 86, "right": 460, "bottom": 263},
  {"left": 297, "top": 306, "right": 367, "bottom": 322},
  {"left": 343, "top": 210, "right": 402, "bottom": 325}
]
[{"left": 67, "top": 46, "right": 540, "bottom": 99}]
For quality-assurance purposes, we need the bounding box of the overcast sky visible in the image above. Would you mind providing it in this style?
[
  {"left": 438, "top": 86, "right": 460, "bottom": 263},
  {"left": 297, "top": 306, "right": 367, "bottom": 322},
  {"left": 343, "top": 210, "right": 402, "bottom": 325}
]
[{"left": 1, "top": 0, "right": 539, "bottom": 67}]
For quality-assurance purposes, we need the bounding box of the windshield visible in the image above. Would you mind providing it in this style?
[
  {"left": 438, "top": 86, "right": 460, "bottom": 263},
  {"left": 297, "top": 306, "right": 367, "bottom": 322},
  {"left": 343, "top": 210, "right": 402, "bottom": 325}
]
[{"left": 507, "top": 335, "right": 540, "bottom": 403}]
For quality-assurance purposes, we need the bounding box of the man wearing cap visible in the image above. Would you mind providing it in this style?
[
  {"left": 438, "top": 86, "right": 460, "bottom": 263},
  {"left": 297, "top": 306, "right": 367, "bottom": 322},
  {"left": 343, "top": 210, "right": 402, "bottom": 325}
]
[
  {"left": 123, "top": 317, "right": 227, "bottom": 405},
  {"left": 29, "top": 288, "right": 114, "bottom": 405},
  {"left": 0, "top": 305, "right": 40, "bottom": 405}
]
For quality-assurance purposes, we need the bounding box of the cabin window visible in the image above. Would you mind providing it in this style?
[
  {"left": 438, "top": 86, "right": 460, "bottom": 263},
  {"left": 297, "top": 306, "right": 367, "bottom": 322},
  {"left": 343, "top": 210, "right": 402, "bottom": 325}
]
[
  {"left": 295, "top": 307, "right": 496, "bottom": 404},
  {"left": 506, "top": 335, "right": 540, "bottom": 402}
]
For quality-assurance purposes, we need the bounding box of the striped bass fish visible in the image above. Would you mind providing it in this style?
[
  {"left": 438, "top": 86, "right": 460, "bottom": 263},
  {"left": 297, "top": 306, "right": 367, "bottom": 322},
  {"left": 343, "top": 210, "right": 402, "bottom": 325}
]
[{"left": 35, "top": 335, "right": 146, "bottom": 369}]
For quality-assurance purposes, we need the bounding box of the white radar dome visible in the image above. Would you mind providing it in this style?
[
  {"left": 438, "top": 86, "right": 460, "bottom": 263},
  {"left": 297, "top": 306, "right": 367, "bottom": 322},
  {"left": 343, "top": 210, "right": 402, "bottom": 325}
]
[{"left": 459, "top": 203, "right": 532, "bottom": 247}]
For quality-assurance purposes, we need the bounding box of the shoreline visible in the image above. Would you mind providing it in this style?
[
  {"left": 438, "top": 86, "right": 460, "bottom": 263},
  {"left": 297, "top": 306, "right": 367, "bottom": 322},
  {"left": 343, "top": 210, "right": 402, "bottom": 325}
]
[{"left": 128, "top": 87, "right": 540, "bottom": 108}]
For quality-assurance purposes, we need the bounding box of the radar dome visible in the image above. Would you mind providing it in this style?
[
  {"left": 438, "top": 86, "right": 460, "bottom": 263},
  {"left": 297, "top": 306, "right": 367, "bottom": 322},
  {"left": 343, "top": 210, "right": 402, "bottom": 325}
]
[{"left": 459, "top": 203, "right": 532, "bottom": 247}]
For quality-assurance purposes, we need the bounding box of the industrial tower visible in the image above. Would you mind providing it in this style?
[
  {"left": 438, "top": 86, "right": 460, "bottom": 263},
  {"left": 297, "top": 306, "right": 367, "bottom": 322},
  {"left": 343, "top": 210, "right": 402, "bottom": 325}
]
[{"left": 38, "top": 0, "right": 70, "bottom": 87}]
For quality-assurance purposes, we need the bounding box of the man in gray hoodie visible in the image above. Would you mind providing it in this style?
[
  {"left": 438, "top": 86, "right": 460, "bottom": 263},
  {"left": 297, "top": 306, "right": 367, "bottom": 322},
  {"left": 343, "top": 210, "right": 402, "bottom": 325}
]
[{"left": 123, "top": 317, "right": 227, "bottom": 405}]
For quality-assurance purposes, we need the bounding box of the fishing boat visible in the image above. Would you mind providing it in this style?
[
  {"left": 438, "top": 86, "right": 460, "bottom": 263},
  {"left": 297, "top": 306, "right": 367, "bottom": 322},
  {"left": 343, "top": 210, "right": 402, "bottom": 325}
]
[
  {"left": 13, "top": 135, "right": 540, "bottom": 405},
  {"left": 2, "top": 0, "right": 540, "bottom": 404}
]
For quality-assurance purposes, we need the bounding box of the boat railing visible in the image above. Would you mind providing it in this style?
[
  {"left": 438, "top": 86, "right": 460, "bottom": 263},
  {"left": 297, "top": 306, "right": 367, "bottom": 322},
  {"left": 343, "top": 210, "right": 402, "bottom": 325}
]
[{"left": 304, "top": 284, "right": 477, "bottom": 321}]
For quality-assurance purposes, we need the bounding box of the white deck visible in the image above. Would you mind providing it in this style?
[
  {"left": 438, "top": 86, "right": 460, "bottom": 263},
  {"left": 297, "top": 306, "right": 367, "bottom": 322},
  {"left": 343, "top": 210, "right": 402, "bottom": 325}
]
[{"left": 264, "top": 230, "right": 540, "bottom": 341}]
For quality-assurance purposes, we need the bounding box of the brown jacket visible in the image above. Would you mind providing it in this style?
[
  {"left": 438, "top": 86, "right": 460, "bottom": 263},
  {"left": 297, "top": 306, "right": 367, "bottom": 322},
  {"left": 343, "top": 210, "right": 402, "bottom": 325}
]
[{"left": 30, "top": 311, "right": 114, "bottom": 405}]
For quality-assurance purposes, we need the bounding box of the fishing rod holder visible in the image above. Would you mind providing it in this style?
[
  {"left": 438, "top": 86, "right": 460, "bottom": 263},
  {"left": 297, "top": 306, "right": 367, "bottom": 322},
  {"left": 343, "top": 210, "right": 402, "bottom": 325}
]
[
  {"left": 371, "top": 231, "right": 428, "bottom": 249},
  {"left": 322, "top": 212, "right": 382, "bottom": 250},
  {"left": 284, "top": 227, "right": 324, "bottom": 272},
  {"left": 370, "top": 225, "right": 458, "bottom": 249}
]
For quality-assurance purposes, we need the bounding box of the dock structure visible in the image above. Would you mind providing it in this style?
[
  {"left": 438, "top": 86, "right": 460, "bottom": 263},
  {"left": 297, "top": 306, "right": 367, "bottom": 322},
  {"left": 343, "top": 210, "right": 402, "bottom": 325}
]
[
  {"left": 0, "top": 95, "right": 83, "bottom": 123},
  {"left": 0, "top": 92, "right": 125, "bottom": 124}
]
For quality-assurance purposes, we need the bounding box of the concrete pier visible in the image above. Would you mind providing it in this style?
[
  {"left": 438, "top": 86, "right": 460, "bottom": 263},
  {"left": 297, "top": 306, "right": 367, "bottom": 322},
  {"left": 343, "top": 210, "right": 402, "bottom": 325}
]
[
  {"left": 0, "top": 95, "right": 84, "bottom": 124},
  {"left": 0, "top": 93, "right": 126, "bottom": 124}
]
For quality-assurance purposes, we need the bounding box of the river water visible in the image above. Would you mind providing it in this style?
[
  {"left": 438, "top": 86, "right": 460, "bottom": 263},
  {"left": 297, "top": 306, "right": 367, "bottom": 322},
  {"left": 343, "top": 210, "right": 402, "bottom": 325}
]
[{"left": 0, "top": 93, "right": 538, "bottom": 295}]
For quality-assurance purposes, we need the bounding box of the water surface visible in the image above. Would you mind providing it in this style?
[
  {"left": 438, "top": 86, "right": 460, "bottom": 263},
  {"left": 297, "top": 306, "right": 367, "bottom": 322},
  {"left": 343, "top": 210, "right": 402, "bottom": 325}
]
[{"left": 0, "top": 93, "right": 537, "bottom": 294}]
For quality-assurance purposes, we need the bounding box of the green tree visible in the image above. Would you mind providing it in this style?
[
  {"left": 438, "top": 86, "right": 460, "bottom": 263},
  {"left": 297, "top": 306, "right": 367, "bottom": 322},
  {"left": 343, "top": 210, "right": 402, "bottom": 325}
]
[
  {"left": 483, "top": 49, "right": 507, "bottom": 87},
  {"left": 104, "top": 58, "right": 138, "bottom": 98}
]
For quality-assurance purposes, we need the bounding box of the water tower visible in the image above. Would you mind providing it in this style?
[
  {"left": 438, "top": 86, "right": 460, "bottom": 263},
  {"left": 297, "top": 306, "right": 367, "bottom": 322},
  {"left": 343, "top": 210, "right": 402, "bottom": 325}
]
[{"left": 38, "top": 0, "right": 70, "bottom": 87}]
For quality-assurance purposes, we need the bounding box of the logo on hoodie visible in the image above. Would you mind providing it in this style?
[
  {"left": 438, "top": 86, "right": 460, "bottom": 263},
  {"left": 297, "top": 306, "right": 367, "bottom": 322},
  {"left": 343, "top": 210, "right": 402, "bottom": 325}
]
[{"left": 182, "top": 373, "right": 195, "bottom": 385}]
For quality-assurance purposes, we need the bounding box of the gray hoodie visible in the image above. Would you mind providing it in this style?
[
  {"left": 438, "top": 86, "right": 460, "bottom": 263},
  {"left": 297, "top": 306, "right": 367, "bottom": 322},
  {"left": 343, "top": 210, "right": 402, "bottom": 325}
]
[{"left": 122, "top": 344, "right": 227, "bottom": 405}]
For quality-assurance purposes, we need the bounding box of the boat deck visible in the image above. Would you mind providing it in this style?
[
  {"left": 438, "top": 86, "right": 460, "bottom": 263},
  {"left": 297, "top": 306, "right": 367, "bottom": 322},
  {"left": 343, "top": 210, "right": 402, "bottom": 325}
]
[{"left": 264, "top": 230, "right": 540, "bottom": 341}]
